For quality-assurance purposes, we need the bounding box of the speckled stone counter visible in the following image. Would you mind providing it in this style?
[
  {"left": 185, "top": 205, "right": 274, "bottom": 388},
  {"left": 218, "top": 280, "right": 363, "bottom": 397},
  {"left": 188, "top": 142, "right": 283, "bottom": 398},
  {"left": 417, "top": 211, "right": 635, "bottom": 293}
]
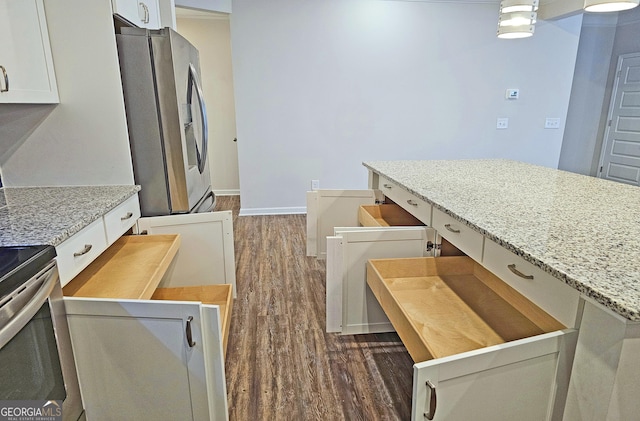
[
  {"left": 0, "top": 185, "right": 140, "bottom": 247},
  {"left": 363, "top": 159, "right": 640, "bottom": 321}
]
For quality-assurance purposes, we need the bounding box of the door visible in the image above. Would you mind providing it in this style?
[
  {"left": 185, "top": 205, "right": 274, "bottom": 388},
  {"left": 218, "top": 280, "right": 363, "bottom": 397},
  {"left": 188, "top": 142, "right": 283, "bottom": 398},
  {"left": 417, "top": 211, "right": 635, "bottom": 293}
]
[
  {"left": 135, "top": 211, "right": 237, "bottom": 297},
  {"left": 326, "top": 226, "right": 431, "bottom": 334},
  {"left": 412, "top": 329, "right": 578, "bottom": 421},
  {"left": 599, "top": 53, "right": 640, "bottom": 186},
  {"left": 64, "top": 297, "right": 228, "bottom": 421}
]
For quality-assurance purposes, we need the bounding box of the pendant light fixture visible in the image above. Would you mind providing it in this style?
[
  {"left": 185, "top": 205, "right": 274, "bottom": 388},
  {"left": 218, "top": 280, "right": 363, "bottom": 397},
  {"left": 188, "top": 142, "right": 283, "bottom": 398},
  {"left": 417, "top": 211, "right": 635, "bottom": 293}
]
[
  {"left": 584, "top": 0, "right": 640, "bottom": 12},
  {"left": 497, "top": 0, "right": 539, "bottom": 39}
]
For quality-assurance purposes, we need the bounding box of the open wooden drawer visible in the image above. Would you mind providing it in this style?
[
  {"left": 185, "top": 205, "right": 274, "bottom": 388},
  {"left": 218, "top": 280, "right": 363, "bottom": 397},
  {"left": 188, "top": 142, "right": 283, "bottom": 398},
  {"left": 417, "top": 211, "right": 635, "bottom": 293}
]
[
  {"left": 63, "top": 234, "right": 231, "bottom": 421},
  {"left": 366, "top": 256, "right": 577, "bottom": 421}
]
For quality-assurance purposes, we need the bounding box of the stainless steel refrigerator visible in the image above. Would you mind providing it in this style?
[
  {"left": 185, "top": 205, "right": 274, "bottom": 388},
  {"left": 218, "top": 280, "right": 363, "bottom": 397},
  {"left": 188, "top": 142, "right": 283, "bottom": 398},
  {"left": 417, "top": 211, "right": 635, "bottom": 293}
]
[{"left": 117, "top": 27, "right": 214, "bottom": 217}]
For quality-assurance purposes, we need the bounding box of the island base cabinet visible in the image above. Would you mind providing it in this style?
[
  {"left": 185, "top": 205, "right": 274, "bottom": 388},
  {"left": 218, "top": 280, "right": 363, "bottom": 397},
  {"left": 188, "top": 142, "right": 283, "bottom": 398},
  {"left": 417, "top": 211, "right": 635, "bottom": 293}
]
[
  {"left": 412, "top": 330, "right": 578, "bottom": 421},
  {"left": 64, "top": 293, "right": 229, "bottom": 421}
]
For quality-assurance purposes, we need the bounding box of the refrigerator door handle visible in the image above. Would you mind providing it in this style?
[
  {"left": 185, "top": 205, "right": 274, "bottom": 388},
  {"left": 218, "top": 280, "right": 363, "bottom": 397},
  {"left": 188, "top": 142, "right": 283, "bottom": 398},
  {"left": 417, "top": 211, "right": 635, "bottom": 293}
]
[{"left": 187, "top": 64, "right": 208, "bottom": 174}]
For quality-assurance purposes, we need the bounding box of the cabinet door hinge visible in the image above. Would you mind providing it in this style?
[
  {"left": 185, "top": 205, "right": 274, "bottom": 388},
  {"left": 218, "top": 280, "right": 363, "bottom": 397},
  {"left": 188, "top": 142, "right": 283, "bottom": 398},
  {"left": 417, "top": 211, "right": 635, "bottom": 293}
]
[{"left": 426, "top": 241, "right": 441, "bottom": 252}]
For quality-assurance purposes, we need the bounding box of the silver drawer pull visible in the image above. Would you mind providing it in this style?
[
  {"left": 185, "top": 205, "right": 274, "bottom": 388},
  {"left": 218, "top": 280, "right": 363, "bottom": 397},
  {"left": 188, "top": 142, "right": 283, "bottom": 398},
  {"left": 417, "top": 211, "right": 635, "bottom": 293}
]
[
  {"left": 424, "top": 380, "right": 437, "bottom": 420},
  {"left": 120, "top": 212, "right": 134, "bottom": 221},
  {"left": 383, "top": 184, "right": 393, "bottom": 189},
  {"left": 186, "top": 316, "right": 196, "bottom": 347},
  {"left": 0, "top": 65, "right": 8, "bottom": 92},
  {"left": 507, "top": 264, "right": 534, "bottom": 280},
  {"left": 444, "top": 223, "right": 460, "bottom": 233},
  {"left": 407, "top": 199, "right": 419, "bottom": 207},
  {"left": 73, "top": 244, "right": 93, "bottom": 257}
]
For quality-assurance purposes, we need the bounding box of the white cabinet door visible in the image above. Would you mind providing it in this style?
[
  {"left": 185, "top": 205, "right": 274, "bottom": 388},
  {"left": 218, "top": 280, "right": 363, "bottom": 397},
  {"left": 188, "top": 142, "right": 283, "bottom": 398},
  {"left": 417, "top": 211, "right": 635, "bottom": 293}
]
[
  {"left": 307, "top": 189, "right": 381, "bottom": 258},
  {"left": 327, "top": 226, "right": 431, "bottom": 334},
  {"left": 0, "top": 0, "right": 58, "bottom": 103},
  {"left": 412, "top": 330, "right": 578, "bottom": 421},
  {"left": 112, "top": 0, "right": 161, "bottom": 28},
  {"left": 135, "top": 211, "right": 237, "bottom": 297},
  {"left": 64, "top": 297, "right": 228, "bottom": 421}
]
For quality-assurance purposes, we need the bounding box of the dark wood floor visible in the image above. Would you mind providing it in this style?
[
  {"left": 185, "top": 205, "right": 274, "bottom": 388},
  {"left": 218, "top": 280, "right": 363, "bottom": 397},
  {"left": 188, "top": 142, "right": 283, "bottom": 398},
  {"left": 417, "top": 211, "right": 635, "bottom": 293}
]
[{"left": 214, "top": 195, "right": 414, "bottom": 420}]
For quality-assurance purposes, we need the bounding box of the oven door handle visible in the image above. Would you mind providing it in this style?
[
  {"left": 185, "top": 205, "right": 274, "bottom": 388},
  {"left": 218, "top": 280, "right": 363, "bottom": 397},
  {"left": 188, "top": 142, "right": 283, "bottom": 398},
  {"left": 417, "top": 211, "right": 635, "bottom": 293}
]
[{"left": 0, "top": 265, "right": 57, "bottom": 349}]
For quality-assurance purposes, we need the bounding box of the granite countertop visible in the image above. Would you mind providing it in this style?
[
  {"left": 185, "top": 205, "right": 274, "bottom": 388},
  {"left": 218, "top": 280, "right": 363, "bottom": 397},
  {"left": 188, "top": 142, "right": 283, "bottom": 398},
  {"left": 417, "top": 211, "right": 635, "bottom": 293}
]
[
  {"left": 0, "top": 185, "right": 141, "bottom": 247},
  {"left": 363, "top": 159, "right": 640, "bottom": 321}
]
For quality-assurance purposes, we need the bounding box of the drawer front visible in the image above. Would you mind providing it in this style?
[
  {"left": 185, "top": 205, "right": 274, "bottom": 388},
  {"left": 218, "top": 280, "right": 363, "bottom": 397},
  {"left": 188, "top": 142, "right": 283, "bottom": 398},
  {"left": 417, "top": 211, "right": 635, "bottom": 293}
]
[
  {"left": 104, "top": 194, "right": 141, "bottom": 244},
  {"left": 482, "top": 239, "right": 581, "bottom": 328},
  {"left": 378, "top": 176, "right": 432, "bottom": 225},
  {"left": 56, "top": 219, "right": 108, "bottom": 287},
  {"left": 432, "top": 208, "right": 484, "bottom": 262}
]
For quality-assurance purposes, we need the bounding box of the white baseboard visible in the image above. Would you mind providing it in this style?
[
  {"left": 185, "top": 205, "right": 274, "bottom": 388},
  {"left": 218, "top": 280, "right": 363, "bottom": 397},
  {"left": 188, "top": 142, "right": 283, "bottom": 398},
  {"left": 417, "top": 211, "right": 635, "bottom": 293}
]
[
  {"left": 239, "top": 206, "right": 306, "bottom": 216},
  {"left": 213, "top": 189, "right": 240, "bottom": 196}
]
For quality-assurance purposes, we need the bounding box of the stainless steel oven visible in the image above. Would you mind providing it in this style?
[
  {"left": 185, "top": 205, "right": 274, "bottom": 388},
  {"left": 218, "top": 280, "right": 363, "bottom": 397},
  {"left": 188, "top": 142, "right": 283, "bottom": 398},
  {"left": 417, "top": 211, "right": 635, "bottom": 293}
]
[{"left": 0, "top": 246, "right": 84, "bottom": 421}]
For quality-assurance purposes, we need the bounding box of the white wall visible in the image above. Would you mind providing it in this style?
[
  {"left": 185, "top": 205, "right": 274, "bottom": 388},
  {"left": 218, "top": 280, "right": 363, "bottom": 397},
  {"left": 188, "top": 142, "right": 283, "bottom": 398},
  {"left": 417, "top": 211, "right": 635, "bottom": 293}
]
[
  {"left": 177, "top": 13, "right": 240, "bottom": 195},
  {"left": 230, "top": 0, "right": 583, "bottom": 215}
]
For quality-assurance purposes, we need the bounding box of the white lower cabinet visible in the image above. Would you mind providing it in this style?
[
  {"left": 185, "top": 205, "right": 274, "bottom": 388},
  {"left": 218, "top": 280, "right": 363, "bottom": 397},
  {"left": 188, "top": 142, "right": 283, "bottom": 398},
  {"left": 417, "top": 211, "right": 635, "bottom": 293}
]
[
  {"left": 367, "top": 257, "right": 578, "bottom": 421},
  {"left": 63, "top": 234, "right": 232, "bottom": 421},
  {"left": 135, "top": 211, "right": 237, "bottom": 297}
]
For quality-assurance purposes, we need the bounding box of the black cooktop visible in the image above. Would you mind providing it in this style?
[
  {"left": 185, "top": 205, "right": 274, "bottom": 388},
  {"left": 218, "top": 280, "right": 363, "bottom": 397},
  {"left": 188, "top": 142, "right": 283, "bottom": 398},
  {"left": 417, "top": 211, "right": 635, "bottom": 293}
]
[{"left": 0, "top": 245, "right": 57, "bottom": 302}]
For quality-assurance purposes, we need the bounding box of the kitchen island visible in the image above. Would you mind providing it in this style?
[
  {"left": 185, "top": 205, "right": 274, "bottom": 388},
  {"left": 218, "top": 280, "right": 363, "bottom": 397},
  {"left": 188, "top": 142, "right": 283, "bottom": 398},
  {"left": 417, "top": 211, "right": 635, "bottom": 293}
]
[{"left": 363, "top": 159, "right": 640, "bottom": 421}]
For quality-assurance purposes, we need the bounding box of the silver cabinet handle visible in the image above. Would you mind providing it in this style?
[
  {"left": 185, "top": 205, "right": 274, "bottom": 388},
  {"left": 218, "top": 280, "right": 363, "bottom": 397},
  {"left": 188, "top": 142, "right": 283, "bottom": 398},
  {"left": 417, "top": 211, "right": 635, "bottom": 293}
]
[
  {"left": 186, "top": 316, "right": 196, "bottom": 347},
  {"left": 444, "top": 223, "right": 460, "bottom": 233},
  {"left": 0, "top": 65, "right": 8, "bottom": 92},
  {"left": 139, "top": 2, "right": 149, "bottom": 23},
  {"left": 120, "top": 212, "right": 134, "bottom": 221},
  {"left": 407, "top": 199, "right": 419, "bottom": 207},
  {"left": 507, "top": 264, "right": 534, "bottom": 280},
  {"left": 424, "top": 380, "right": 437, "bottom": 420},
  {"left": 383, "top": 184, "right": 393, "bottom": 189},
  {"left": 73, "top": 244, "right": 92, "bottom": 257}
]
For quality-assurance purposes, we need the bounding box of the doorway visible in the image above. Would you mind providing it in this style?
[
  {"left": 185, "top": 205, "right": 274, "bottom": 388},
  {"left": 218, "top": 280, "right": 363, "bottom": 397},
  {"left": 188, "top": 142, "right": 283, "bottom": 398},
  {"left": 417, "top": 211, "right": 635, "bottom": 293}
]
[
  {"left": 598, "top": 52, "right": 640, "bottom": 186},
  {"left": 176, "top": 9, "right": 240, "bottom": 196}
]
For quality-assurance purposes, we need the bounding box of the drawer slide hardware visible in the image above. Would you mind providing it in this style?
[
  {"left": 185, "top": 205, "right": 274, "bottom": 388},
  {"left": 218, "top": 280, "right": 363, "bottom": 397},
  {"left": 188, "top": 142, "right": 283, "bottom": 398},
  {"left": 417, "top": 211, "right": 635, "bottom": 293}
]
[
  {"left": 444, "top": 223, "right": 460, "bottom": 234},
  {"left": 424, "top": 380, "right": 437, "bottom": 420},
  {"left": 507, "top": 264, "right": 534, "bottom": 280},
  {"left": 73, "top": 244, "right": 93, "bottom": 257},
  {"left": 186, "top": 316, "right": 196, "bottom": 347}
]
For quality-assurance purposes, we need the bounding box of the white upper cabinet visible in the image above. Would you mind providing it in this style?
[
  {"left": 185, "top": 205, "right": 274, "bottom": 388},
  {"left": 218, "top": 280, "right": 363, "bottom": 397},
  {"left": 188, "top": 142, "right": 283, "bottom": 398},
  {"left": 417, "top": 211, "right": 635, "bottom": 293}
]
[
  {"left": 112, "top": 0, "right": 161, "bottom": 28},
  {"left": 0, "top": 0, "right": 58, "bottom": 103}
]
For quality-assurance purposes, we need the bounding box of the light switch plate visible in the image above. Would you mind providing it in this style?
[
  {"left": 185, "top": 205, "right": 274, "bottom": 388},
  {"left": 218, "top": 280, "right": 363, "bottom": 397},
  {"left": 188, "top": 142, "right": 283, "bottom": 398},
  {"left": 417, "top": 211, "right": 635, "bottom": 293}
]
[{"left": 497, "top": 118, "right": 509, "bottom": 129}]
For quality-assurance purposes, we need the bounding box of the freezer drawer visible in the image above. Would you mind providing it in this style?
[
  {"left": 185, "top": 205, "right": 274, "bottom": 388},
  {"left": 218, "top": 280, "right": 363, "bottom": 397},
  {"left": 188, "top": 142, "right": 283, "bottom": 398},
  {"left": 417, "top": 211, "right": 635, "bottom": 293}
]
[{"left": 366, "top": 256, "right": 577, "bottom": 421}]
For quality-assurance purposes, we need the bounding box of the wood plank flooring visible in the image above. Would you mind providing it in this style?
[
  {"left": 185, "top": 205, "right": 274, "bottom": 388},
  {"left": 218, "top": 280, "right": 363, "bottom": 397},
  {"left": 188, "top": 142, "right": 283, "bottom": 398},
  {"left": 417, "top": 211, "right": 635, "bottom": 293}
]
[{"left": 214, "top": 195, "right": 414, "bottom": 420}]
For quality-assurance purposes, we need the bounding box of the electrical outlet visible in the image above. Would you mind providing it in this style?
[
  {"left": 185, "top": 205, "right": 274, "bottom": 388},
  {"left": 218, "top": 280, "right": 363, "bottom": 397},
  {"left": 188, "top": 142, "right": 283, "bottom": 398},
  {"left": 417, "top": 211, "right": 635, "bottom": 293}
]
[
  {"left": 311, "top": 179, "right": 320, "bottom": 190},
  {"left": 545, "top": 118, "right": 560, "bottom": 129},
  {"left": 496, "top": 118, "right": 509, "bottom": 129}
]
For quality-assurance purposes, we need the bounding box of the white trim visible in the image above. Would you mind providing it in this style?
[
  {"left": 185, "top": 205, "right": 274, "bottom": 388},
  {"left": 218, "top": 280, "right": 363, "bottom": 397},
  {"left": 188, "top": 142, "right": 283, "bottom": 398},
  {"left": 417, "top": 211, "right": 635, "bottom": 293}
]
[
  {"left": 213, "top": 189, "right": 240, "bottom": 196},
  {"left": 239, "top": 206, "right": 306, "bottom": 216}
]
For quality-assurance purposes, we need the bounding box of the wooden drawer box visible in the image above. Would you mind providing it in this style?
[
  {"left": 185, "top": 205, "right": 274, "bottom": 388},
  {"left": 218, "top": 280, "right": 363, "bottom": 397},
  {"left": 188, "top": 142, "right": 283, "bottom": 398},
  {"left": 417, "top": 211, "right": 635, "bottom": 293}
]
[
  {"left": 358, "top": 203, "right": 424, "bottom": 227},
  {"left": 63, "top": 234, "right": 231, "bottom": 420},
  {"left": 366, "top": 256, "right": 577, "bottom": 421}
]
